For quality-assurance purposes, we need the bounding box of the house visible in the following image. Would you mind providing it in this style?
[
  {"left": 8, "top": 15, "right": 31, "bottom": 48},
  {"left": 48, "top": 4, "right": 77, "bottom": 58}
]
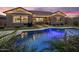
[
  {"left": 65, "top": 11, "right": 79, "bottom": 26},
  {"left": 0, "top": 15, "right": 6, "bottom": 28},
  {"left": 50, "top": 11, "right": 66, "bottom": 26},
  {"left": 1, "top": 7, "right": 67, "bottom": 28},
  {"left": 3, "top": 7, "right": 33, "bottom": 27},
  {"left": 29, "top": 11, "right": 52, "bottom": 25}
]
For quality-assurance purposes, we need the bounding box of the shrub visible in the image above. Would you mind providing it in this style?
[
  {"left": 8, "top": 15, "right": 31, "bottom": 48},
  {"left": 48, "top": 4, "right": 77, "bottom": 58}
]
[{"left": 48, "top": 36, "right": 79, "bottom": 52}]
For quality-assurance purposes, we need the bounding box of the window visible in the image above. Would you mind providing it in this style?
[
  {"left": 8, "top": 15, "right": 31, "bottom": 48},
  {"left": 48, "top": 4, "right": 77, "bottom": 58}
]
[
  {"left": 60, "top": 17, "right": 64, "bottom": 22},
  {"left": 13, "top": 15, "right": 28, "bottom": 23},
  {"left": 21, "top": 16, "right": 28, "bottom": 23},
  {"left": 36, "top": 18, "right": 44, "bottom": 22},
  {"left": 56, "top": 17, "right": 63, "bottom": 22},
  {"left": 57, "top": 19, "right": 60, "bottom": 22},
  {"left": 13, "top": 16, "right": 20, "bottom": 23}
]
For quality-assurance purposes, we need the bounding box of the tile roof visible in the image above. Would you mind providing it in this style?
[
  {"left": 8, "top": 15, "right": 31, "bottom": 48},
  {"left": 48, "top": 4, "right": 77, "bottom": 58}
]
[{"left": 27, "top": 10, "right": 53, "bottom": 15}]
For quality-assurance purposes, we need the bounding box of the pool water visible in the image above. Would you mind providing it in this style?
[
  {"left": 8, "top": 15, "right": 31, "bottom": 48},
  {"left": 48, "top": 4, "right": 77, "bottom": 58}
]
[{"left": 14, "top": 28, "right": 79, "bottom": 52}]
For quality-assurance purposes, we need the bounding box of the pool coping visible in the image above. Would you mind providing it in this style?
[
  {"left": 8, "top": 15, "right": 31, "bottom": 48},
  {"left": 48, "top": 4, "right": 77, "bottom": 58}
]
[
  {"left": 0, "top": 27, "right": 79, "bottom": 35},
  {"left": 17, "top": 27, "right": 79, "bottom": 32}
]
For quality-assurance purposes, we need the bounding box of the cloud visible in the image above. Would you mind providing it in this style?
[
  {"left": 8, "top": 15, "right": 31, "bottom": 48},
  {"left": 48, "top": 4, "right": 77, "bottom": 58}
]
[
  {"left": 0, "top": 7, "right": 79, "bottom": 15},
  {"left": 30, "top": 7, "right": 79, "bottom": 12}
]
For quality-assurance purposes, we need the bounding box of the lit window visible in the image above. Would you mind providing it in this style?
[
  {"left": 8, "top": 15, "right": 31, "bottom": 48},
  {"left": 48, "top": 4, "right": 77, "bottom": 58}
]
[
  {"left": 36, "top": 18, "right": 44, "bottom": 22},
  {"left": 13, "top": 16, "right": 20, "bottom": 23},
  {"left": 21, "top": 16, "right": 28, "bottom": 23},
  {"left": 57, "top": 19, "right": 60, "bottom": 22},
  {"left": 13, "top": 15, "right": 28, "bottom": 23},
  {"left": 56, "top": 17, "right": 63, "bottom": 22}
]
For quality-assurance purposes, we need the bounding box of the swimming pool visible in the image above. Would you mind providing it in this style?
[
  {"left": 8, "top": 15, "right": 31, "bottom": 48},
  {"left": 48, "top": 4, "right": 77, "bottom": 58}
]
[{"left": 14, "top": 28, "right": 79, "bottom": 52}]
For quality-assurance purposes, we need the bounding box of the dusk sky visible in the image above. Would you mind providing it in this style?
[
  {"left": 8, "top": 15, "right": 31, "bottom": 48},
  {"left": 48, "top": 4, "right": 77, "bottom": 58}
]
[
  {"left": 1, "top": 7, "right": 79, "bottom": 15},
  {"left": 1, "top": 7, "right": 79, "bottom": 12}
]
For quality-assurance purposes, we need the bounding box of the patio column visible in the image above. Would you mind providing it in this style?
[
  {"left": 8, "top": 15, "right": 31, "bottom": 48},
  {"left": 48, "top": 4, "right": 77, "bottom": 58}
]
[{"left": 46, "top": 17, "right": 50, "bottom": 25}]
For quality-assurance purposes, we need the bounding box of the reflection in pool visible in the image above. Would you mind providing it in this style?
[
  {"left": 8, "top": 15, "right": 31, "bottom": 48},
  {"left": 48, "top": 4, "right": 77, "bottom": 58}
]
[{"left": 14, "top": 28, "right": 79, "bottom": 52}]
